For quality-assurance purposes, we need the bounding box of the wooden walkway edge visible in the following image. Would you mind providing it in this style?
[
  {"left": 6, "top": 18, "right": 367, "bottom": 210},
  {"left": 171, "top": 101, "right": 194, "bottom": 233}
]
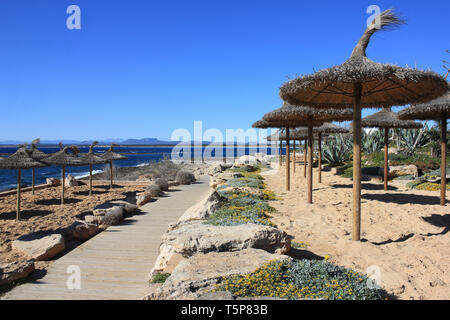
[{"left": 2, "top": 176, "right": 211, "bottom": 300}]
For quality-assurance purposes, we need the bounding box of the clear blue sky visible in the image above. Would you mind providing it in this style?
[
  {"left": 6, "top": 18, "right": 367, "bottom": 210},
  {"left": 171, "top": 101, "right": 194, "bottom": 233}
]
[{"left": 0, "top": 0, "right": 448, "bottom": 142}]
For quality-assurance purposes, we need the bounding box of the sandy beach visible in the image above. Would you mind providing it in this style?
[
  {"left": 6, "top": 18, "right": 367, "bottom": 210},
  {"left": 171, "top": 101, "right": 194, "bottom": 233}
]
[
  {"left": 0, "top": 183, "right": 146, "bottom": 266},
  {"left": 264, "top": 164, "right": 449, "bottom": 300}
]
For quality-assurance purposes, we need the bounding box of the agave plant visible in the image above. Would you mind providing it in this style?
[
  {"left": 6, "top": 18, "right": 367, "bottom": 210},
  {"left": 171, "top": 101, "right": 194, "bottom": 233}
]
[
  {"left": 361, "top": 129, "right": 384, "bottom": 154},
  {"left": 398, "top": 126, "right": 430, "bottom": 156},
  {"left": 322, "top": 134, "right": 352, "bottom": 164}
]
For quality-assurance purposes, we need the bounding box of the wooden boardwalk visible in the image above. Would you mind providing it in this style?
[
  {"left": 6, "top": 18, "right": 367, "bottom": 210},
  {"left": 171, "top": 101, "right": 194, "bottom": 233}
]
[{"left": 2, "top": 176, "right": 211, "bottom": 300}]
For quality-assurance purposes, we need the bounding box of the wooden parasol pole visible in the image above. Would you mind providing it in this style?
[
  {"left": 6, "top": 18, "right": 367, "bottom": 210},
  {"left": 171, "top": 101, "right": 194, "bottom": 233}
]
[
  {"left": 32, "top": 168, "right": 35, "bottom": 195},
  {"left": 293, "top": 139, "right": 296, "bottom": 173},
  {"left": 441, "top": 117, "right": 447, "bottom": 206},
  {"left": 17, "top": 169, "right": 21, "bottom": 221},
  {"left": 110, "top": 161, "right": 113, "bottom": 189},
  {"left": 352, "top": 83, "right": 362, "bottom": 241},
  {"left": 318, "top": 133, "right": 322, "bottom": 184},
  {"left": 89, "top": 164, "right": 93, "bottom": 196},
  {"left": 61, "top": 166, "right": 65, "bottom": 205},
  {"left": 286, "top": 127, "right": 290, "bottom": 191},
  {"left": 307, "top": 124, "right": 313, "bottom": 203},
  {"left": 384, "top": 127, "right": 389, "bottom": 191},
  {"left": 303, "top": 139, "right": 307, "bottom": 178}
]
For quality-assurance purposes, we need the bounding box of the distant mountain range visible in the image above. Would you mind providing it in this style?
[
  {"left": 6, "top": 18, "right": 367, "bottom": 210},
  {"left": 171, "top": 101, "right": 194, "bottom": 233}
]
[
  {"left": 0, "top": 138, "right": 178, "bottom": 146},
  {"left": 0, "top": 138, "right": 265, "bottom": 146}
]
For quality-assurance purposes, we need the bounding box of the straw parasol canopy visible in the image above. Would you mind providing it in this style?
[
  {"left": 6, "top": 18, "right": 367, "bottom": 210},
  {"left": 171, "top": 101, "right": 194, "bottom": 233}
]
[
  {"left": 28, "top": 138, "right": 50, "bottom": 195},
  {"left": 43, "top": 144, "right": 83, "bottom": 205},
  {"left": 101, "top": 143, "right": 128, "bottom": 189},
  {"left": 262, "top": 104, "right": 352, "bottom": 202},
  {"left": 0, "top": 145, "right": 47, "bottom": 220},
  {"left": 399, "top": 92, "right": 449, "bottom": 206},
  {"left": 80, "top": 141, "right": 107, "bottom": 196},
  {"left": 279, "top": 9, "right": 449, "bottom": 241},
  {"left": 361, "top": 108, "right": 423, "bottom": 191}
]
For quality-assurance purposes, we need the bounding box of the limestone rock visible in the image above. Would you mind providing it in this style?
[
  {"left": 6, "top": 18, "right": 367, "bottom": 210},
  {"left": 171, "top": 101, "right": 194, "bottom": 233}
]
[
  {"left": 12, "top": 233, "right": 65, "bottom": 261},
  {"left": 0, "top": 260, "right": 35, "bottom": 286},
  {"left": 66, "top": 221, "right": 101, "bottom": 242},
  {"left": 154, "top": 178, "right": 169, "bottom": 191},
  {"left": 46, "top": 178, "right": 60, "bottom": 186},
  {"left": 149, "top": 249, "right": 291, "bottom": 299},
  {"left": 235, "top": 155, "right": 260, "bottom": 166},
  {"left": 84, "top": 215, "right": 104, "bottom": 225},
  {"left": 177, "top": 190, "right": 223, "bottom": 223},
  {"left": 146, "top": 184, "right": 164, "bottom": 197},
  {"left": 379, "top": 165, "right": 419, "bottom": 178},
  {"left": 65, "top": 174, "right": 79, "bottom": 187},
  {"left": 102, "top": 207, "right": 124, "bottom": 227},
  {"left": 176, "top": 171, "right": 196, "bottom": 185},
  {"left": 151, "top": 222, "right": 290, "bottom": 276},
  {"left": 137, "top": 192, "right": 153, "bottom": 206},
  {"left": 93, "top": 200, "right": 139, "bottom": 216}
]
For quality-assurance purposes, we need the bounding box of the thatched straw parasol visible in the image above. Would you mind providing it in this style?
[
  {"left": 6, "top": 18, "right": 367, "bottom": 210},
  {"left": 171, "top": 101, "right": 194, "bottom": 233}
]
[
  {"left": 399, "top": 92, "right": 449, "bottom": 205},
  {"left": 43, "top": 144, "right": 83, "bottom": 205},
  {"left": 279, "top": 9, "right": 449, "bottom": 240},
  {"left": 101, "top": 143, "right": 128, "bottom": 189},
  {"left": 0, "top": 145, "right": 47, "bottom": 220},
  {"left": 79, "top": 141, "right": 107, "bottom": 196},
  {"left": 28, "top": 138, "right": 49, "bottom": 195},
  {"left": 362, "top": 108, "right": 422, "bottom": 191},
  {"left": 262, "top": 104, "right": 352, "bottom": 203}
]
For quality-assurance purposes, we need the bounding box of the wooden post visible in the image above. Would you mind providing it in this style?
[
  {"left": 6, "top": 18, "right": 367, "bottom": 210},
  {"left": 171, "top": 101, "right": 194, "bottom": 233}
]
[
  {"left": 32, "top": 168, "right": 35, "bottom": 195},
  {"left": 441, "top": 117, "right": 447, "bottom": 206},
  {"left": 384, "top": 127, "right": 389, "bottom": 191},
  {"left": 303, "top": 139, "right": 307, "bottom": 178},
  {"left": 17, "top": 169, "right": 21, "bottom": 221},
  {"left": 110, "top": 161, "right": 113, "bottom": 189},
  {"left": 61, "top": 166, "right": 65, "bottom": 205},
  {"left": 89, "top": 164, "right": 93, "bottom": 196},
  {"left": 286, "top": 127, "right": 290, "bottom": 191},
  {"left": 293, "top": 139, "right": 296, "bottom": 173},
  {"left": 307, "top": 124, "right": 313, "bottom": 204},
  {"left": 352, "top": 83, "right": 362, "bottom": 241},
  {"left": 318, "top": 133, "right": 322, "bottom": 184}
]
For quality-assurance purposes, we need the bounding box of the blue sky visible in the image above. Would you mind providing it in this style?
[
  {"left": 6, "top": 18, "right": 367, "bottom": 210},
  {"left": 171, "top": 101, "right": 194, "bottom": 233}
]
[{"left": 0, "top": 0, "right": 448, "bottom": 142}]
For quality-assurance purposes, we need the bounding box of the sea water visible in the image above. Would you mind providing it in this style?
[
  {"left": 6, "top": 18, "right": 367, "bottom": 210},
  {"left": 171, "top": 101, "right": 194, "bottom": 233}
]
[{"left": 0, "top": 145, "right": 278, "bottom": 191}]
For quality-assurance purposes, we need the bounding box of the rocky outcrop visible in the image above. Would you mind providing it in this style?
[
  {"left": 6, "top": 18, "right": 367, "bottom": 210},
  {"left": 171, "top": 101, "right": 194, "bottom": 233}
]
[
  {"left": 12, "top": 233, "right": 65, "bottom": 261},
  {"left": 177, "top": 190, "right": 223, "bottom": 224},
  {"left": 146, "top": 184, "right": 164, "bottom": 197},
  {"left": 153, "top": 178, "right": 169, "bottom": 191},
  {"left": 65, "top": 221, "right": 101, "bottom": 242},
  {"left": 176, "top": 171, "right": 196, "bottom": 185},
  {"left": 378, "top": 165, "right": 419, "bottom": 178},
  {"left": 235, "top": 155, "right": 260, "bottom": 166},
  {"left": 0, "top": 260, "right": 35, "bottom": 286},
  {"left": 146, "top": 249, "right": 291, "bottom": 300},
  {"left": 93, "top": 200, "right": 138, "bottom": 217},
  {"left": 46, "top": 178, "right": 60, "bottom": 186},
  {"left": 65, "top": 174, "right": 79, "bottom": 187},
  {"left": 151, "top": 221, "right": 291, "bottom": 276},
  {"left": 137, "top": 192, "right": 153, "bottom": 206},
  {"left": 101, "top": 207, "right": 124, "bottom": 227}
]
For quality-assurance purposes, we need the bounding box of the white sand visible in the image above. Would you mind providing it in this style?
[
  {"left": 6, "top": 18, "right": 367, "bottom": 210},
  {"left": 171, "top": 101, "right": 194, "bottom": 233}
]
[{"left": 263, "top": 164, "right": 449, "bottom": 300}]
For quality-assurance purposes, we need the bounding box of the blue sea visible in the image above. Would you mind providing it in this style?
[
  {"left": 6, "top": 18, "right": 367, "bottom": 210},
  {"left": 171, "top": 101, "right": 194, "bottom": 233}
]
[{"left": 0, "top": 145, "right": 277, "bottom": 191}]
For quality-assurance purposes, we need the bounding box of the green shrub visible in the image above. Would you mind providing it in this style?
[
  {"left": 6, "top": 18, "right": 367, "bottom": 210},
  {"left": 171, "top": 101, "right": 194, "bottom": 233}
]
[
  {"left": 216, "top": 259, "right": 389, "bottom": 300},
  {"left": 150, "top": 272, "right": 171, "bottom": 284}
]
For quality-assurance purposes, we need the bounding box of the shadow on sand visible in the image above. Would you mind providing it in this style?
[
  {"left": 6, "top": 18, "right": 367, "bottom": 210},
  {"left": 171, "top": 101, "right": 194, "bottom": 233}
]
[
  {"left": 361, "top": 193, "right": 441, "bottom": 205},
  {"left": 35, "top": 198, "right": 82, "bottom": 205},
  {"left": 420, "top": 214, "right": 450, "bottom": 236},
  {"left": 0, "top": 210, "right": 54, "bottom": 221},
  {"left": 330, "top": 183, "right": 398, "bottom": 191}
]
